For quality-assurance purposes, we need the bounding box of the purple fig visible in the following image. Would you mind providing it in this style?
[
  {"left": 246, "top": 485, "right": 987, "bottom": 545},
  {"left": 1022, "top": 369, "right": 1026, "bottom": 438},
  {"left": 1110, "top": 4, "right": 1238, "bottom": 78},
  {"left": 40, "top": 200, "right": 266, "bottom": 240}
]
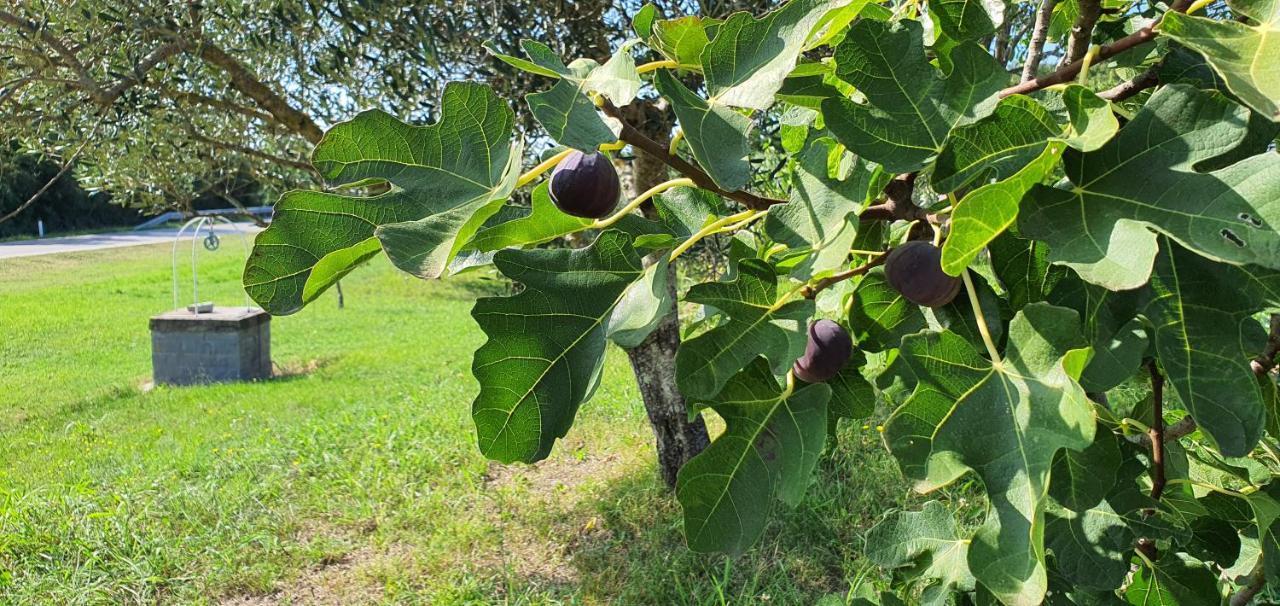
[
  {"left": 548, "top": 150, "right": 621, "bottom": 219},
  {"left": 792, "top": 319, "right": 853, "bottom": 384},
  {"left": 884, "top": 241, "right": 961, "bottom": 308}
]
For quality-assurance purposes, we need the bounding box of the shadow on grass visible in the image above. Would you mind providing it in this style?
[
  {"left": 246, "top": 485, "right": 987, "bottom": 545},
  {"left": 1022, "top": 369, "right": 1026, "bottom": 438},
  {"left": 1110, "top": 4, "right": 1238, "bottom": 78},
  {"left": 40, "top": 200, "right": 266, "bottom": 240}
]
[{"left": 485, "top": 431, "right": 917, "bottom": 605}]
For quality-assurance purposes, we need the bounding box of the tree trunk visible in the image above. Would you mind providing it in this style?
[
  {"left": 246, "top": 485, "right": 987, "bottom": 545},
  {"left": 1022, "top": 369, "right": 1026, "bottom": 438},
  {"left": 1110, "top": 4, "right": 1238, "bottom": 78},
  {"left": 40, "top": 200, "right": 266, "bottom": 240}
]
[{"left": 617, "top": 100, "right": 710, "bottom": 488}]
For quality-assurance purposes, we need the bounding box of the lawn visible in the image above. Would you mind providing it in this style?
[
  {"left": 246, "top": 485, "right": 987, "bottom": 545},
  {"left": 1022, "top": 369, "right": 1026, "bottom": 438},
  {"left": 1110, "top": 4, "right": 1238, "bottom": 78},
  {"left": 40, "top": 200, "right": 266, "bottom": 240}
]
[{"left": 0, "top": 242, "right": 917, "bottom": 605}]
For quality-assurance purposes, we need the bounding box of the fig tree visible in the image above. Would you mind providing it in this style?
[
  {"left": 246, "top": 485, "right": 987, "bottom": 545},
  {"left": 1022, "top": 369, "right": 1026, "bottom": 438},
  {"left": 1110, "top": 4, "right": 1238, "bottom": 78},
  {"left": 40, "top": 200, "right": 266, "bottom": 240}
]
[
  {"left": 883, "top": 241, "right": 961, "bottom": 308},
  {"left": 548, "top": 150, "right": 621, "bottom": 219},
  {"left": 792, "top": 319, "right": 852, "bottom": 384}
]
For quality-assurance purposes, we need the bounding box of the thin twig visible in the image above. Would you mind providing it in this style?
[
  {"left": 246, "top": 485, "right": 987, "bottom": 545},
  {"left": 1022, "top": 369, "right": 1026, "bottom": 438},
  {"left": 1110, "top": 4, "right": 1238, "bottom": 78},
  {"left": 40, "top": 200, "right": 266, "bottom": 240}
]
[
  {"left": 1000, "top": 0, "right": 1192, "bottom": 97},
  {"left": 1021, "top": 0, "right": 1060, "bottom": 82},
  {"left": 598, "top": 98, "right": 787, "bottom": 211},
  {"left": 1066, "top": 0, "right": 1103, "bottom": 63},
  {"left": 801, "top": 254, "right": 887, "bottom": 299},
  {"left": 1253, "top": 314, "right": 1280, "bottom": 376},
  {"left": 0, "top": 112, "right": 106, "bottom": 225},
  {"left": 1229, "top": 561, "right": 1266, "bottom": 606},
  {"left": 1098, "top": 67, "right": 1161, "bottom": 101},
  {"left": 1147, "top": 360, "right": 1167, "bottom": 502}
]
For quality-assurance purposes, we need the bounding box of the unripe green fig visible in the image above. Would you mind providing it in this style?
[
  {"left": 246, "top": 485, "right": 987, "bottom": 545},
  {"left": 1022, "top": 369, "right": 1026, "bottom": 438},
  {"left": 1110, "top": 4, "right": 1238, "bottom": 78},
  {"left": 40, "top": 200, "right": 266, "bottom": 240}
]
[
  {"left": 883, "top": 241, "right": 961, "bottom": 308},
  {"left": 548, "top": 150, "right": 621, "bottom": 219},
  {"left": 792, "top": 319, "right": 852, "bottom": 384}
]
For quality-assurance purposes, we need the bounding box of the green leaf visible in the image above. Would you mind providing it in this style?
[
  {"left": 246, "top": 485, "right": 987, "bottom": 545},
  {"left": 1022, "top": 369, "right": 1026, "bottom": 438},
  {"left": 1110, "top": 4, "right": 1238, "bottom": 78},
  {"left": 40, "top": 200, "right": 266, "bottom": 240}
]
[
  {"left": 466, "top": 182, "right": 593, "bottom": 252},
  {"left": 503, "top": 41, "right": 637, "bottom": 151},
  {"left": 1049, "top": 424, "right": 1121, "bottom": 512},
  {"left": 651, "top": 16, "right": 714, "bottom": 69},
  {"left": 932, "top": 95, "right": 1062, "bottom": 194},
  {"left": 1020, "top": 84, "right": 1280, "bottom": 290},
  {"left": 676, "top": 259, "right": 814, "bottom": 400},
  {"left": 471, "top": 230, "right": 645, "bottom": 463},
  {"left": 702, "top": 0, "right": 854, "bottom": 109},
  {"left": 846, "top": 268, "right": 926, "bottom": 352},
  {"left": 633, "top": 3, "right": 658, "bottom": 38},
  {"left": 607, "top": 256, "right": 674, "bottom": 349},
  {"left": 527, "top": 78, "right": 620, "bottom": 152},
  {"left": 584, "top": 42, "right": 642, "bottom": 106},
  {"left": 941, "top": 141, "right": 1066, "bottom": 276},
  {"left": 765, "top": 138, "right": 869, "bottom": 279},
  {"left": 865, "top": 501, "right": 976, "bottom": 597},
  {"left": 929, "top": 0, "right": 1003, "bottom": 41},
  {"left": 822, "top": 20, "right": 1005, "bottom": 172},
  {"left": 653, "top": 70, "right": 753, "bottom": 191},
  {"left": 1246, "top": 482, "right": 1280, "bottom": 583},
  {"left": 827, "top": 355, "right": 876, "bottom": 430},
  {"left": 483, "top": 39, "right": 572, "bottom": 79},
  {"left": 1160, "top": 0, "right": 1280, "bottom": 121},
  {"left": 1061, "top": 84, "right": 1119, "bottom": 152},
  {"left": 885, "top": 303, "right": 1094, "bottom": 604},
  {"left": 1144, "top": 244, "right": 1280, "bottom": 456},
  {"left": 676, "top": 358, "right": 830, "bottom": 555},
  {"left": 1044, "top": 501, "right": 1133, "bottom": 591},
  {"left": 1124, "top": 554, "right": 1221, "bottom": 605},
  {"left": 244, "top": 83, "right": 519, "bottom": 315},
  {"left": 988, "top": 232, "right": 1066, "bottom": 313}
]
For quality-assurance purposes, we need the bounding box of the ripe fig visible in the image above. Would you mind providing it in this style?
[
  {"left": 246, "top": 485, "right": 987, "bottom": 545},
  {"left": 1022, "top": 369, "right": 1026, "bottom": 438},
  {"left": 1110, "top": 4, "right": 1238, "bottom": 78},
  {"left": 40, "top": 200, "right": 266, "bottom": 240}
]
[
  {"left": 792, "top": 319, "right": 853, "bottom": 384},
  {"left": 883, "top": 241, "right": 961, "bottom": 308},
  {"left": 548, "top": 150, "right": 621, "bottom": 219}
]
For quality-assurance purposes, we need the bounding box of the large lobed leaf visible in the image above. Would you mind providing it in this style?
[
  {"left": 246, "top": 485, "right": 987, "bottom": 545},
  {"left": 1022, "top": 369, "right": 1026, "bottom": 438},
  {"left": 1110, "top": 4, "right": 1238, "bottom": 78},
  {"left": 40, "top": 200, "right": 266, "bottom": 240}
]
[
  {"left": 702, "top": 0, "right": 856, "bottom": 109},
  {"left": 1160, "top": 0, "right": 1280, "bottom": 121},
  {"left": 675, "top": 259, "right": 814, "bottom": 400},
  {"left": 1020, "top": 84, "right": 1280, "bottom": 290},
  {"left": 865, "top": 501, "right": 976, "bottom": 601},
  {"left": 244, "top": 82, "right": 520, "bottom": 315},
  {"left": 1143, "top": 243, "right": 1280, "bottom": 456},
  {"left": 764, "top": 137, "right": 870, "bottom": 280},
  {"left": 822, "top": 19, "right": 1005, "bottom": 173},
  {"left": 470, "top": 230, "right": 645, "bottom": 463},
  {"left": 884, "top": 303, "right": 1094, "bottom": 604},
  {"left": 676, "top": 358, "right": 830, "bottom": 555}
]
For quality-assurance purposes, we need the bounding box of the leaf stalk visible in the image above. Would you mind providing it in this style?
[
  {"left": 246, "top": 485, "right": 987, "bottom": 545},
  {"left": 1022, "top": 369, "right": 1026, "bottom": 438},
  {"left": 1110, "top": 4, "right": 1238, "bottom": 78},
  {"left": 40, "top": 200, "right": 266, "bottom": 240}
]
[
  {"left": 594, "top": 177, "right": 696, "bottom": 230},
  {"left": 962, "top": 271, "right": 1002, "bottom": 364}
]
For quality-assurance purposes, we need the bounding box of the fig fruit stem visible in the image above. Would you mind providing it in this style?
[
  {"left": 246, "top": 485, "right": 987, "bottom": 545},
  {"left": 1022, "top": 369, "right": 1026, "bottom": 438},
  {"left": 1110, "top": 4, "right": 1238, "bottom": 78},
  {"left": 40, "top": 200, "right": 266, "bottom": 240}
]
[
  {"left": 516, "top": 148, "right": 576, "bottom": 189},
  {"left": 961, "top": 271, "right": 1002, "bottom": 365},
  {"left": 668, "top": 127, "right": 685, "bottom": 157},
  {"left": 668, "top": 208, "right": 761, "bottom": 261},
  {"left": 780, "top": 370, "right": 797, "bottom": 400},
  {"left": 593, "top": 177, "right": 695, "bottom": 230},
  {"left": 636, "top": 59, "right": 679, "bottom": 74}
]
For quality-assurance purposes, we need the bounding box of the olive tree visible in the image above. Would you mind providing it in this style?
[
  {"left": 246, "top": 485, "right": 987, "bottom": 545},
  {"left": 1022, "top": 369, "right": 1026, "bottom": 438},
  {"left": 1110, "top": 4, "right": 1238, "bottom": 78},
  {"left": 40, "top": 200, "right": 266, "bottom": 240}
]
[{"left": 242, "top": 0, "right": 1275, "bottom": 602}]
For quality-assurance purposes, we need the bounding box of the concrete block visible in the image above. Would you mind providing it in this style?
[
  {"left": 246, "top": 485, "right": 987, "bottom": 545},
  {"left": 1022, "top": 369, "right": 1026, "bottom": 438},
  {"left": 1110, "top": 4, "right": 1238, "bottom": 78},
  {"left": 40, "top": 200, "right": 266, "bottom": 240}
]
[{"left": 150, "top": 307, "right": 272, "bottom": 385}]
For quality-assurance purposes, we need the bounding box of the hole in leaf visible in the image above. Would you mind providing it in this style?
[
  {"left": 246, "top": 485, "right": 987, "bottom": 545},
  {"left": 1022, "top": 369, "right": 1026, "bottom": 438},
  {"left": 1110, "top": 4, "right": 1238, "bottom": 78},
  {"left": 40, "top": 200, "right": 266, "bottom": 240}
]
[
  {"left": 1238, "top": 212, "right": 1264, "bottom": 228},
  {"left": 1220, "top": 228, "right": 1246, "bottom": 247}
]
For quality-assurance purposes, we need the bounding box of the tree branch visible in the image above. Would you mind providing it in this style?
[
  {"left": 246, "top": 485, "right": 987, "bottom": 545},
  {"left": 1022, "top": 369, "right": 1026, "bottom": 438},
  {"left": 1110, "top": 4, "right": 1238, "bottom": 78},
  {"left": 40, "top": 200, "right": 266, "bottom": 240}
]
[
  {"left": 0, "top": 112, "right": 106, "bottom": 225},
  {"left": 801, "top": 253, "right": 887, "bottom": 299},
  {"left": 1229, "top": 561, "right": 1266, "bottom": 606},
  {"left": 1253, "top": 314, "right": 1280, "bottom": 376},
  {"left": 185, "top": 127, "right": 315, "bottom": 172},
  {"left": 598, "top": 98, "right": 787, "bottom": 211},
  {"left": 196, "top": 42, "right": 325, "bottom": 144},
  {"left": 1147, "top": 360, "right": 1167, "bottom": 502},
  {"left": 1000, "top": 0, "right": 1192, "bottom": 97},
  {"left": 1065, "top": 0, "right": 1103, "bottom": 63},
  {"left": 0, "top": 9, "right": 104, "bottom": 100},
  {"left": 1021, "top": 0, "right": 1060, "bottom": 82},
  {"left": 1098, "top": 67, "right": 1161, "bottom": 101}
]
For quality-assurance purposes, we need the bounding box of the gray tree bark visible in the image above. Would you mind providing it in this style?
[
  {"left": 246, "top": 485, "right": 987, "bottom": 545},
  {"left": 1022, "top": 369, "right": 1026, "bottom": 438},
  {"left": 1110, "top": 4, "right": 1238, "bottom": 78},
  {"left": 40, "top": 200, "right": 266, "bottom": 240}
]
[{"left": 616, "top": 100, "right": 710, "bottom": 488}]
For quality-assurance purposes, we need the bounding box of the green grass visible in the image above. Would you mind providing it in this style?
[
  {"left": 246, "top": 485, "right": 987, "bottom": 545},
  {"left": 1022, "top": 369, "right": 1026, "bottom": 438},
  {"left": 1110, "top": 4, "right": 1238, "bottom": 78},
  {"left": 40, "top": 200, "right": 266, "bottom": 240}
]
[{"left": 0, "top": 243, "right": 917, "bottom": 605}]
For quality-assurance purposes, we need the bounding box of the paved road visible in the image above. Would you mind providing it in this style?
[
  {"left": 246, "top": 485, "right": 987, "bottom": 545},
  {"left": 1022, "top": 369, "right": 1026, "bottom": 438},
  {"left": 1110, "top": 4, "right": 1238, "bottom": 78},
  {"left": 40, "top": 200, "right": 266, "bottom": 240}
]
[{"left": 0, "top": 224, "right": 263, "bottom": 260}]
